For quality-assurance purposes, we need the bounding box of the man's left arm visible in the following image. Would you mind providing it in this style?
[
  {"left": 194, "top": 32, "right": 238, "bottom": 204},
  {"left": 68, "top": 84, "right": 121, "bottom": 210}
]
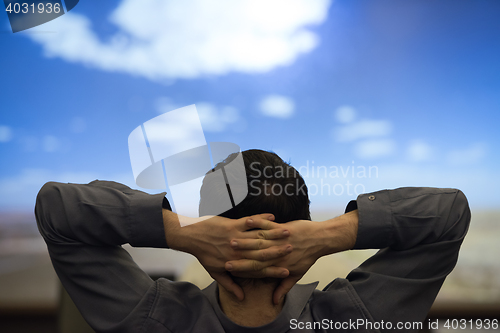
[
  {"left": 35, "top": 180, "right": 290, "bottom": 331},
  {"left": 36, "top": 181, "right": 169, "bottom": 331}
]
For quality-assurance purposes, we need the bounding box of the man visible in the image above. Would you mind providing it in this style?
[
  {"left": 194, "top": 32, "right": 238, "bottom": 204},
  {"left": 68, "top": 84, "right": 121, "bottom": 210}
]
[
  {"left": 196, "top": 149, "right": 313, "bottom": 326},
  {"left": 35, "top": 149, "right": 470, "bottom": 332}
]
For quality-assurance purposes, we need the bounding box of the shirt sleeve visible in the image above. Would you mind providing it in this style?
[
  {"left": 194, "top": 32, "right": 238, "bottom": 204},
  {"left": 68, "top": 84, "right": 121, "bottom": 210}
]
[
  {"left": 344, "top": 187, "right": 470, "bottom": 330},
  {"left": 35, "top": 180, "right": 169, "bottom": 332}
]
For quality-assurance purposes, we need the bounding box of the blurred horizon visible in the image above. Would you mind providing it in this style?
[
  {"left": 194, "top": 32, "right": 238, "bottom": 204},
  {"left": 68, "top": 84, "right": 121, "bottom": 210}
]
[{"left": 1, "top": 208, "right": 499, "bottom": 307}]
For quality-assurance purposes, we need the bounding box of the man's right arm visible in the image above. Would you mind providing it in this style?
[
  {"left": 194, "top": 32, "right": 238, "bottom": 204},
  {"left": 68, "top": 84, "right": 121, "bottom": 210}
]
[
  {"left": 345, "top": 188, "right": 470, "bottom": 327},
  {"left": 228, "top": 187, "right": 471, "bottom": 325}
]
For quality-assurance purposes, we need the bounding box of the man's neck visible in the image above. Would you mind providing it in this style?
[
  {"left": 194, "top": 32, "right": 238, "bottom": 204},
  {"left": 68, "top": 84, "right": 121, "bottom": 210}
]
[{"left": 218, "top": 283, "right": 284, "bottom": 327}]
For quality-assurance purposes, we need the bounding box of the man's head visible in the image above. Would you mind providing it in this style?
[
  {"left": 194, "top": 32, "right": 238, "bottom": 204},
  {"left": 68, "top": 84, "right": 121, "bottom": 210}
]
[
  {"left": 199, "top": 149, "right": 310, "bottom": 222},
  {"left": 199, "top": 149, "right": 310, "bottom": 292}
]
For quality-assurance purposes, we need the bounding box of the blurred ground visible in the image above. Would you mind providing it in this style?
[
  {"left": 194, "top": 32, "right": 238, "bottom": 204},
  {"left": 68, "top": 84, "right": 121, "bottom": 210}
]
[{"left": 0, "top": 210, "right": 498, "bottom": 332}]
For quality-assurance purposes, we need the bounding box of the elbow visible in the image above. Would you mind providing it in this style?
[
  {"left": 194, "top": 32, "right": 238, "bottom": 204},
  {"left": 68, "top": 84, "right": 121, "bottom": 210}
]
[
  {"left": 455, "top": 190, "right": 471, "bottom": 222},
  {"left": 35, "top": 182, "right": 63, "bottom": 238},
  {"left": 449, "top": 189, "right": 471, "bottom": 237},
  {"left": 36, "top": 182, "right": 61, "bottom": 212}
]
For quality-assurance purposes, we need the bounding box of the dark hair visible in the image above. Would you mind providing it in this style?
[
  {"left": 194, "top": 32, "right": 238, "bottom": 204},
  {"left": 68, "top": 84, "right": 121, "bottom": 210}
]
[
  {"left": 199, "top": 149, "right": 310, "bottom": 287},
  {"left": 199, "top": 149, "right": 310, "bottom": 222}
]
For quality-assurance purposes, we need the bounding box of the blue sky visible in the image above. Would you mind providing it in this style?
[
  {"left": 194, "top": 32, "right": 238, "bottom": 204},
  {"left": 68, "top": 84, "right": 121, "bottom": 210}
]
[{"left": 1, "top": 0, "right": 499, "bottom": 212}]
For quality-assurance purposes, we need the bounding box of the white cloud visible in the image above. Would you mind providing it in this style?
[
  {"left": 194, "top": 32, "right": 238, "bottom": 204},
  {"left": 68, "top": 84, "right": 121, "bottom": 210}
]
[
  {"left": 70, "top": 117, "right": 86, "bottom": 133},
  {"left": 0, "top": 169, "right": 94, "bottom": 210},
  {"left": 142, "top": 106, "right": 206, "bottom": 159},
  {"left": 354, "top": 139, "right": 396, "bottom": 159},
  {"left": 196, "top": 102, "right": 241, "bottom": 132},
  {"left": 447, "top": 143, "right": 487, "bottom": 165},
  {"left": 0, "top": 169, "right": 138, "bottom": 210},
  {"left": 335, "top": 105, "right": 356, "bottom": 124},
  {"left": 28, "top": 0, "right": 331, "bottom": 81},
  {"left": 155, "top": 99, "right": 243, "bottom": 132},
  {"left": 20, "top": 135, "right": 68, "bottom": 152},
  {"left": 0, "top": 125, "right": 13, "bottom": 142},
  {"left": 20, "top": 136, "right": 38, "bottom": 152},
  {"left": 333, "top": 119, "right": 392, "bottom": 142},
  {"left": 407, "top": 140, "right": 433, "bottom": 162},
  {"left": 155, "top": 97, "right": 182, "bottom": 115},
  {"left": 259, "top": 95, "right": 295, "bottom": 118},
  {"left": 42, "top": 135, "right": 61, "bottom": 152}
]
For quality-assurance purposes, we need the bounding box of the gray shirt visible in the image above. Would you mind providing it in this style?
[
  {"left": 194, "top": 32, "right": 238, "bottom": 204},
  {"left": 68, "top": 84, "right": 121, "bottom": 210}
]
[{"left": 35, "top": 180, "right": 470, "bottom": 332}]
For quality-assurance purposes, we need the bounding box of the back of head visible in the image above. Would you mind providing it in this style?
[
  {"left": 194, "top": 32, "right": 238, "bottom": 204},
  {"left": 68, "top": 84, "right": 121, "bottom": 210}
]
[
  {"left": 199, "top": 149, "right": 311, "bottom": 222},
  {"left": 199, "top": 149, "right": 310, "bottom": 287}
]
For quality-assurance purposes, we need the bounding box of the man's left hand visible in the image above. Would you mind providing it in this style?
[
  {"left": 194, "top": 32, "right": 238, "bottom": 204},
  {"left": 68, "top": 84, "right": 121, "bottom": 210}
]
[{"left": 163, "top": 210, "right": 292, "bottom": 300}]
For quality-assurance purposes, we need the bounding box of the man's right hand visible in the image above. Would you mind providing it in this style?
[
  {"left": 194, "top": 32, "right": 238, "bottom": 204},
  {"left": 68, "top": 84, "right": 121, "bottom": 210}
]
[
  {"left": 226, "top": 210, "right": 359, "bottom": 304},
  {"left": 162, "top": 210, "right": 293, "bottom": 301}
]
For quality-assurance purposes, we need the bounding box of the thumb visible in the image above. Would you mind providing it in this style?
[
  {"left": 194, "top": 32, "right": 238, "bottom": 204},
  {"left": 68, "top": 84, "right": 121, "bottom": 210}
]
[
  {"left": 214, "top": 272, "right": 244, "bottom": 301},
  {"left": 273, "top": 276, "right": 300, "bottom": 305}
]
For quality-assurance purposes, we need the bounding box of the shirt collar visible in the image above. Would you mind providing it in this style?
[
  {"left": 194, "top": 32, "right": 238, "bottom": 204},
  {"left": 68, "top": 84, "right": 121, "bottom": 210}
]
[{"left": 201, "top": 281, "right": 318, "bottom": 333}]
